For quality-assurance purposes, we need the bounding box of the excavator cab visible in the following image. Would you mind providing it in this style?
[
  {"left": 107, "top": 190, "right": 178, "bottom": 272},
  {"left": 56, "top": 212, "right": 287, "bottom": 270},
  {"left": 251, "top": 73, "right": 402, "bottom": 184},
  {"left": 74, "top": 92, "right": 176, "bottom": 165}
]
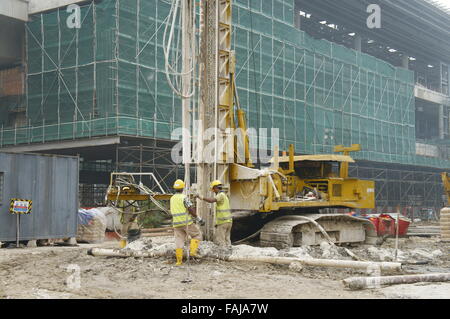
[
  {"left": 279, "top": 158, "right": 337, "bottom": 178},
  {"left": 262, "top": 144, "right": 375, "bottom": 210},
  {"left": 276, "top": 155, "right": 359, "bottom": 201}
]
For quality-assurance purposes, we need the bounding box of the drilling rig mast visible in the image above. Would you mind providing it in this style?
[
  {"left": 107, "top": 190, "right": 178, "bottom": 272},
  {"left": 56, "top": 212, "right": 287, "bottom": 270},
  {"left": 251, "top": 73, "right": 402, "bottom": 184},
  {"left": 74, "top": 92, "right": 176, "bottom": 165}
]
[
  {"left": 196, "top": 0, "right": 235, "bottom": 240},
  {"left": 170, "top": 0, "right": 378, "bottom": 247}
]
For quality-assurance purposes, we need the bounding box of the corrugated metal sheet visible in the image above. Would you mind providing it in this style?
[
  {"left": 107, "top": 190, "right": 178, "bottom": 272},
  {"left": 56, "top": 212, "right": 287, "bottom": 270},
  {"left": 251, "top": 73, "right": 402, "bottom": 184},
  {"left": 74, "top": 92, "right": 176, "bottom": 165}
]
[{"left": 0, "top": 152, "right": 79, "bottom": 242}]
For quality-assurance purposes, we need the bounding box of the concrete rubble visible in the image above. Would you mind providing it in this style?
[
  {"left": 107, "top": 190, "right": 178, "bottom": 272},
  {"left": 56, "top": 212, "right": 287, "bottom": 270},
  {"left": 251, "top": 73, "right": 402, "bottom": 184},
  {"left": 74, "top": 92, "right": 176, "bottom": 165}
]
[
  {"left": 120, "top": 238, "right": 445, "bottom": 268},
  {"left": 288, "top": 262, "right": 304, "bottom": 273},
  {"left": 363, "top": 246, "right": 445, "bottom": 264},
  {"left": 280, "top": 247, "right": 313, "bottom": 260},
  {"left": 1, "top": 234, "right": 449, "bottom": 299},
  {"left": 319, "top": 242, "right": 343, "bottom": 259},
  {"left": 125, "top": 238, "right": 153, "bottom": 251},
  {"left": 123, "top": 239, "right": 340, "bottom": 261},
  {"left": 366, "top": 247, "right": 408, "bottom": 262},
  {"left": 125, "top": 239, "right": 280, "bottom": 260}
]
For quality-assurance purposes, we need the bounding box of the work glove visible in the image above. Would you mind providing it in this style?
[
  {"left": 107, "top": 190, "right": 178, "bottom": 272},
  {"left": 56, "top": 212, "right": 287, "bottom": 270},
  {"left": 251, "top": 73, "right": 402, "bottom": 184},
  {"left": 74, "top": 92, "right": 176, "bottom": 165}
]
[{"left": 195, "top": 217, "right": 206, "bottom": 226}]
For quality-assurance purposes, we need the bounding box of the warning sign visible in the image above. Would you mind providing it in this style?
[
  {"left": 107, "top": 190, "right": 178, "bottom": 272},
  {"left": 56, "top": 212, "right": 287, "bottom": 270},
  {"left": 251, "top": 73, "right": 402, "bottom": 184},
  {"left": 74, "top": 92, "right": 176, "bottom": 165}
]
[{"left": 9, "top": 199, "right": 32, "bottom": 214}]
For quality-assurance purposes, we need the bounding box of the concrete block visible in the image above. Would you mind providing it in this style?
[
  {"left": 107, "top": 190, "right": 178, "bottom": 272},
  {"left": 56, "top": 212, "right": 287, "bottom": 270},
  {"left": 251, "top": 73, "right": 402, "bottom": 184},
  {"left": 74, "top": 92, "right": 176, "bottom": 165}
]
[
  {"left": 27, "top": 240, "right": 37, "bottom": 248},
  {"left": 66, "top": 237, "right": 77, "bottom": 246}
]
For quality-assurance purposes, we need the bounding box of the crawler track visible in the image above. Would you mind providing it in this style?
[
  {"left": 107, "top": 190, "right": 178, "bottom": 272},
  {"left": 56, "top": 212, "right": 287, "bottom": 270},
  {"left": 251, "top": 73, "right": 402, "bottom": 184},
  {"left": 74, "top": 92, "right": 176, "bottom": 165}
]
[{"left": 260, "top": 214, "right": 378, "bottom": 249}]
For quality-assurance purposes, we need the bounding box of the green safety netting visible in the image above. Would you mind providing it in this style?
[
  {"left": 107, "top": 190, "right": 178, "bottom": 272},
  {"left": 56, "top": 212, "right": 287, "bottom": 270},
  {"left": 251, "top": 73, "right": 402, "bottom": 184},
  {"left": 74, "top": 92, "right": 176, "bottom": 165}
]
[{"left": 0, "top": 0, "right": 448, "bottom": 169}]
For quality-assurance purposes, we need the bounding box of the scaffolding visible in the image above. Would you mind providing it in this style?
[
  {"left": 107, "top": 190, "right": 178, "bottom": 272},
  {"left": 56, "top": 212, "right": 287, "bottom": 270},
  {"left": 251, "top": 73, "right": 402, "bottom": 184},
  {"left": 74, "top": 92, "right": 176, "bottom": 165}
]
[
  {"left": 114, "top": 139, "right": 185, "bottom": 191},
  {"left": 349, "top": 162, "right": 446, "bottom": 213},
  {"left": 77, "top": 137, "right": 186, "bottom": 207},
  {"left": 0, "top": 0, "right": 449, "bottom": 173},
  {"left": 12, "top": 0, "right": 181, "bottom": 146}
]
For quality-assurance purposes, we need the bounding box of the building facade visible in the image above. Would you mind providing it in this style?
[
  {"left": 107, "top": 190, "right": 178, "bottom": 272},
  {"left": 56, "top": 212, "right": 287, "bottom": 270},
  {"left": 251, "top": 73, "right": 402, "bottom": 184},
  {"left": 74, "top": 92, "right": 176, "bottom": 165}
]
[{"left": 0, "top": 0, "right": 449, "bottom": 214}]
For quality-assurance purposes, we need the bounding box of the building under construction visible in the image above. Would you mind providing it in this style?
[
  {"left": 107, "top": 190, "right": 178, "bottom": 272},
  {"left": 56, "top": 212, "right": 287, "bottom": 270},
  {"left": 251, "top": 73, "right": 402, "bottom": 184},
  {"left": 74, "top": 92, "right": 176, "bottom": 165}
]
[{"left": 0, "top": 0, "right": 449, "bottom": 216}]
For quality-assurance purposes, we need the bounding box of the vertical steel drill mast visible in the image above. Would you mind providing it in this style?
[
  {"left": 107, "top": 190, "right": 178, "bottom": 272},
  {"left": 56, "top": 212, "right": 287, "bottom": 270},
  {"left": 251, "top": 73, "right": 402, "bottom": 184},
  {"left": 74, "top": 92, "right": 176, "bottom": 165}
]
[{"left": 196, "top": 0, "right": 234, "bottom": 240}]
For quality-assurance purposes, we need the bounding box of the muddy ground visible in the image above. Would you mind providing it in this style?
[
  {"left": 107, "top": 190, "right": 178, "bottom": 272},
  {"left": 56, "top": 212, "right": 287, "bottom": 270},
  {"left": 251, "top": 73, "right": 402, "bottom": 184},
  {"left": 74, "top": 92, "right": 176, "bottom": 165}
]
[{"left": 0, "top": 236, "right": 449, "bottom": 299}]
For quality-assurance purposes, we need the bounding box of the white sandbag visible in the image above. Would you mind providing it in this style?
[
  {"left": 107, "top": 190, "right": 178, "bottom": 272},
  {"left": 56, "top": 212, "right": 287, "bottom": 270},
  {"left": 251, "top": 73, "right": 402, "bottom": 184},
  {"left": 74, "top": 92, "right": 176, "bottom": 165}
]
[
  {"left": 76, "top": 208, "right": 107, "bottom": 244},
  {"left": 97, "top": 207, "right": 122, "bottom": 232}
]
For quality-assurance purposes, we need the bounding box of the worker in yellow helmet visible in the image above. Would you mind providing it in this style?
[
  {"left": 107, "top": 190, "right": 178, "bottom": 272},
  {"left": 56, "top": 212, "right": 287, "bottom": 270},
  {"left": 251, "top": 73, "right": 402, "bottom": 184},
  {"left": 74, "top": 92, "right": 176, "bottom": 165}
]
[
  {"left": 197, "top": 180, "right": 232, "bottom": 249},
  {"left": 118, "top": 185, "right": 141, "bottom": 248},
  {"left": 170, "top": 179, "right": 204, "bottom": 266},
  {"left": 119, "top": 199, "right": 140, "bottom": 248}
]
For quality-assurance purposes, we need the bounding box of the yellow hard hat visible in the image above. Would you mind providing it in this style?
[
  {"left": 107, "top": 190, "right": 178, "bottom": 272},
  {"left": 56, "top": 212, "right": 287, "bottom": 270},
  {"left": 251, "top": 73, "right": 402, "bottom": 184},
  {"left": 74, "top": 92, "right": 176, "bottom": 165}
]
[
  {"left": 210, "top": 180, "right": 222, "bottom": 189},
  {"left": 173, "top": 179, "right": 185, "bottom": 190}
]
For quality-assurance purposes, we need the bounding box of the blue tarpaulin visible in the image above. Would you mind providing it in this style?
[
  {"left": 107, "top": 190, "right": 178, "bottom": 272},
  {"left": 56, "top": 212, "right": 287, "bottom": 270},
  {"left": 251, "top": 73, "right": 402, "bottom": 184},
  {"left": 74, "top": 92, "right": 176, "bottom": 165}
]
[{"left": 77, "top": 209, "right": 95, "bottom": 226}]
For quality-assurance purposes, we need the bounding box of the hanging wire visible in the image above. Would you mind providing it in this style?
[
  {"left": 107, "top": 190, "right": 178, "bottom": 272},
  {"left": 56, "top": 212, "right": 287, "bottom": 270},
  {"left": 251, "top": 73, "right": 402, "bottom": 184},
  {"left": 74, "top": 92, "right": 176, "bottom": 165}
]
[{"left": 163, "top": 0, "right": 197, "bottom": 99}]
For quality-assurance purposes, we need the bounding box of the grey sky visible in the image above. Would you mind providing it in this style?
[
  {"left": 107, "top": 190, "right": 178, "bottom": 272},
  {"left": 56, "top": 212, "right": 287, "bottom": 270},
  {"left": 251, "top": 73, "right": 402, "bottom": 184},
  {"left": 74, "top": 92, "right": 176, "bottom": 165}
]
[{"left": 431, "top": 0, "right": 450, "bottom": 10}]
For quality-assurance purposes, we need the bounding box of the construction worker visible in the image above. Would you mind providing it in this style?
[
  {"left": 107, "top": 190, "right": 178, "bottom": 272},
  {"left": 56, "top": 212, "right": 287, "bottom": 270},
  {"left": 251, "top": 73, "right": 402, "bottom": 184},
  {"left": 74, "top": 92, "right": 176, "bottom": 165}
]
[
  {"left": 170, "top": 179, "right": 204, "bottom": 266},
  {"left": 197, "top": 180, "right": 232, "bottom": 248},
  {"left": 119, "top": 198, "right": 141, "bottom": 248}
]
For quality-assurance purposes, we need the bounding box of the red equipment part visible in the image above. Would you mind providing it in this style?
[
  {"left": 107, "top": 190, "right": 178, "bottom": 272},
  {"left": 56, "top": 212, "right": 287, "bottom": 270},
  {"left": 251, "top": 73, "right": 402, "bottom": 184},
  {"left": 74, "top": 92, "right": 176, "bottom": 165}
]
[{"left": 368, "top": 214, "right": 411, "bottom": 237}]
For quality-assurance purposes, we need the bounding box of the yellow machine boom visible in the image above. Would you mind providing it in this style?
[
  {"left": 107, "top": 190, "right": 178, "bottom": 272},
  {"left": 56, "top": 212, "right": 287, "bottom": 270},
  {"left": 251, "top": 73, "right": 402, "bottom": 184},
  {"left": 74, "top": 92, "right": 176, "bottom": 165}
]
[{"left": 230, "top": 144, "right": 375, "bottom": 213}]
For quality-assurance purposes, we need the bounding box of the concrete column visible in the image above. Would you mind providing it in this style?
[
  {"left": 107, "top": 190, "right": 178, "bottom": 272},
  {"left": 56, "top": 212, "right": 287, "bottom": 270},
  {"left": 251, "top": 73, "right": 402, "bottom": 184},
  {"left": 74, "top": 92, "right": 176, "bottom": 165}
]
[
  {"left": 66, "top": 237, "right": 78, "bottom": 246},
  {"left": 0, "top": 0, "right": 29, "bottom": 21},
  {"left": 439, "top": 104, "right": 445, "bottom": 139},
  {"left": 448, "top": 114, "right": 450, "bottom": 138},
  {"left": 28, "top": 0, "right": 87, "bottom": 14},
  {"left": 27, "top": 240, "right": 37, "bottom": 248},
  {"left": 354, "top": 35, "right": 362, "bottom": 52},
  {"left": 402, "top": 55, "right": 409, "bottom": 70},
  {"left": 0, "top": 18, "right": 24, "bottom": 66},
  {"left": 295, "top": 11, "right": 301, "bottom": 29}
]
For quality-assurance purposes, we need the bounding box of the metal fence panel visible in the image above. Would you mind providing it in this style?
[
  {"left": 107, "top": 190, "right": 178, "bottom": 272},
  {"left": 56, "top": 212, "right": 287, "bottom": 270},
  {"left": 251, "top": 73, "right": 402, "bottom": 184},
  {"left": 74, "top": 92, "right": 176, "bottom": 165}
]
[{"left": 0, "top": 152, "right": 78, "bottom": 242}]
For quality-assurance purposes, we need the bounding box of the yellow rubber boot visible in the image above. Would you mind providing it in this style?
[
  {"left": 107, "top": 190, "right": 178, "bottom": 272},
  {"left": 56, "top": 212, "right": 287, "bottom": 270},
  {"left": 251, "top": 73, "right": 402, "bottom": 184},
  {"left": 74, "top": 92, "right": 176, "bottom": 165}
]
[
  {"left": 190, "top": 239, "right": 200, "bottom": 257},
  {"left": 175, "top": 249, "right": 183, "bottom": 266}
]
